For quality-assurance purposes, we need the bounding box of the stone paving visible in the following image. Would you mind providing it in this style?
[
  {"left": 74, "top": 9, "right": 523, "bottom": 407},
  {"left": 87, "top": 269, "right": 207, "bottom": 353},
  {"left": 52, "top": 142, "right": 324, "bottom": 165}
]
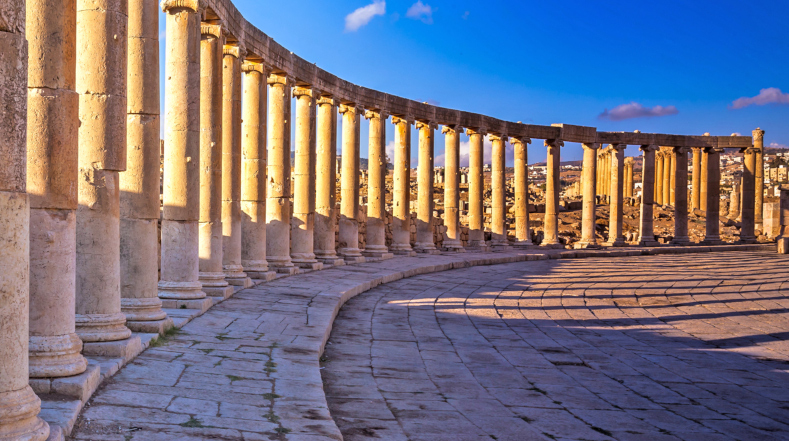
[{"left": 323, "top": 251, "right": 789, "bottom": 441}]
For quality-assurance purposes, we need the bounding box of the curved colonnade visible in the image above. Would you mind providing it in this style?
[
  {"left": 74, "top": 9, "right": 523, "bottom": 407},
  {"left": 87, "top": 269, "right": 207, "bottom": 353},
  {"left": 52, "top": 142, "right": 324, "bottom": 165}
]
[{"left": 0, "top": 0, "right": 768, "bottom": 439}]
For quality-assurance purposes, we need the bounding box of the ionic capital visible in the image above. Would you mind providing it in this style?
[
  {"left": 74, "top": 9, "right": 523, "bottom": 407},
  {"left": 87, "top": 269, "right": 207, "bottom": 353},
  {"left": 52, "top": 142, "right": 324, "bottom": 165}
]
[
  {"left": 672, "top": 146, "right": 690, "bottom": 154},
  {"left": 466, "top": 127, "right": 487, "bottom": 137},
  {"left": 609, "top": 143, "right": 627, "bottom": 151},
  {"left": 161, "top": 0, "right": 205, "bottom": 13},
  {"left": 624, "top": 157, "right": 635, "bottom": 165},
  {"left": 639, "top": 144, "right": 658, "bottom": 153},
  {"left": 317, "top": 96, "right": 336, "bottom": 107},
  {"left": 338, "top": 103, "right": 362, "bottom": 115},
  {"left": 267, "top": 72, "right": 293, "bottom": 87},
  {"left": 391, "top": 116, "right": 413, "bottom": 126},
  {"left": 293, "top": 86, "right": 318, "bottom": 99},
  {"left": 705, "top": 146, "right": 725, "bottom": 154},
  {"left": 416, "top": 121, "right": 437, "bottom": 131},
  {"left": 752, "top": 127, "right": 765, "bottom": 141},
  {"left": 364, "top": 109, "right": 386, "bottom": 120},
  {"left": 200, "top": 23, "right": 225, "bottom": 39},
  {"left": 581, "top": 142, "right": 600, "bottom": 151},
  {"left": 740, "top": 146, "right": 761, "bottom": 155},
  {"left": 223, "top": 42, "right": 246, "bottom": 60},
  {"left": 488, "top": 133, "right": 506, "bottom": 142},
  {"left": 442, "top": 125, "right": 463, "bottom": 135},
  {"left": 510, "top": 136, "right": 531, "bottom": 145},
  {"left": 544, "top": 139, "right": 564, "bottom": 148},
  {"left": 241, "top": 61, "right": 270, "bottom": 75}
]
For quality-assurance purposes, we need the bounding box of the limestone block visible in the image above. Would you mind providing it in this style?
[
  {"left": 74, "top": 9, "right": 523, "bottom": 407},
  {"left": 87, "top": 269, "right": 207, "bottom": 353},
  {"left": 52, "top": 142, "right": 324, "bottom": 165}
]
[
  {"left": 26, "top": 0, "right": 75, "bottom": 89},
  {"left": 160, "top": 220, "right": 200, "bottom": 284},
  {"left": 0, "top": 31, "right": 27, "bottom": 192},
  {"left": 77, "top": 93, "right": 128, "bottom": 171},
  {"left": 162, "top": 129, "right": 200, "bottom": 221},
  {"left": 126, "top": 36, "right": 159, "bottom": 114},
  {"left": 121, "top": 114, "right": 160, "bottom": 218},
  {"left": 764, "top": 202, "right": 781, "bottom": 238}
]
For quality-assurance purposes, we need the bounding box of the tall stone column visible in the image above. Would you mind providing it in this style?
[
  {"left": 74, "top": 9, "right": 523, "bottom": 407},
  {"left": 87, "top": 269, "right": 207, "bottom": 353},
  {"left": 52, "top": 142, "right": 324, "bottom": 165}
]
[
  {"left": 75, "top": 0, "right": 137, "bottom": 346},
  {"left": 575, "top": 143, "right": 599, "bottom": 249},
  {"left": 266, "top": 73, "right": 297, "bottom": 273},
  {"left": 670, "top": 147, "right": 689, "bottom": 245},
  {"left": 669, "top": 151, "right": 677, "bottom": 206},
  {"left": 740, "top": 144, "right": 758, "bottom": 242},
  {"left": 466, "top": 128, "right": 488, "bottom": 250},
  {"left": 391, "top": 117, "right": 415, "bottom": 254},
  {"left": 314, "top": 97, "right": 344, "bottom": 264},
  {"left": 364, "top": 110, "right": 391, "bottom": 258},
  {"left": 596, "top": 154, "right": 602, "bottom": 196},
  {"left": 778, "top": 187, "right": 789, "bottom": 253},
  {"left": 702, "top": 147, "right": 723, "bottom": 244},
  {"left": 415, "top": 121, "right": 439, "bottom": 253},
  {"left": 240, "top": 61, "right": 276, "bottom": 280},
  {"left": 638, "top": 145, "right": 659, "bottom": 246},
  {"left": 691, "top": 147, "right": 701, "bottom": 210},
  {"left": 291, "top": 86, "right": 322, "bottom": 269},
  {"left": 754, "top": 128, "right": 765, "bottom": 229},
  {"left": 729, "top": 183, "right": 741, "bottom": 219},
  {"left": 512, "top": 136, "right": 532, "bottom": 247},
  {"left": 700, "top": 149, "right": 709, "bottom": 212},
  {"left": 221, "top": 43, "right": 251, "bottom": 286},
  {"left": 603, "top": 150, "right": 610, "bottom": 200},
  {"left": 121, "top": 0, "right": 171, "bottom": 333},
  {"left": 159, "top": 0, "right": 208, "bottom": 308},
  {"left": 26, "top": 0, "right": 87, "bottom": 378},
  {"left": 443, "top": 127, "right": 465, "bottom": 251},
  {"left": 624, "top": 158, "right": 634, "bottom": 198},
  {"left": 1, "top": 1, "right": 51, "bottom": 437},
  {"left": 338, "top": 104, "right": 365, "bottom": 262},
  {"left": 655, "top": 152, "right": 664, "bottom": 205},
  {"left": 605, "top": 144, "right": 626, "bottom": 246},
  {"left": 197, "top": 23, "right": 232, "bottom": 298},
  {"left": 543, "top": 139, "right": 562, "bottom": 247},
  {"left": 489, "top": 134, "right": 509, "bottom": 248},
  {"left": 661, "top": 149, "right": 671, "bottom": 206}
]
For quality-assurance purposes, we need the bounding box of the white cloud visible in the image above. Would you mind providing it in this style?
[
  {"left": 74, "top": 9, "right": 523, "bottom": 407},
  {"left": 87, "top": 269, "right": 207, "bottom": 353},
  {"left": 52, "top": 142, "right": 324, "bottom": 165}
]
[
  {"left": 769, "top": 142, "right": 789, "bottom": 149},
  {"left": 598, "top": 102, "right": 678, "bottom": 121},
  {"left": 385, "top": 140, "right": 396, "bottom": 163},
  {"left": 462, "top": 11, "right": 470, "bottom": 19},
  {"left": 406, "top": 1, "right": 433, "bottom": 24},
  {"left": 345, "top": 1, "right": 386, "bottom": 32},
  {"left": 731, "top": 87, "right": 789, "bottom": 109}
]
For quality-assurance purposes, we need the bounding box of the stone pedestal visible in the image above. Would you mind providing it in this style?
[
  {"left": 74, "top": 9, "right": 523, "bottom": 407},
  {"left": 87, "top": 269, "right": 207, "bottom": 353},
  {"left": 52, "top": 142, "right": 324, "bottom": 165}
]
[
  {"left": 466, "top": 128, "right": 487, "bottom": 249},
  {"left": 604, "top": 144, "right": 626, "bottom": 247},
  {"left": 415, "top": 122, "right": 439, "bottom": 252},
  {"left": 543, "top": 139, "right": 562, "bottom": 246},
  {"left": 364, "top": 110, "right": 392, "bottom": 257},
  {"left": 391, "top": 117, "right": 414, "bottom": 253},
  {"left": 575, "top": 143, "right": 600, "bottom": 249},
  {"left": 638, "top": 145, "right": 659, "bottom": 246},
  {"left": 670, "top": 147, "right": 689, "bottom": 245},
  {"left": 490, "top": 134, "right": 509, "bottom": 248}
]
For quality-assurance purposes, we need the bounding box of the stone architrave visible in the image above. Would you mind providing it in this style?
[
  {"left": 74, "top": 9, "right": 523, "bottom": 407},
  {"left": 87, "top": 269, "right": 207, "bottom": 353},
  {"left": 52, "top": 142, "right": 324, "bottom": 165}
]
[
  {"left": 158, "top": 0, "right": 210, "bottom": 308},
  {"left": 638, "top": 145, "right": 659, "bottom": 246},
  {"left": 691, "top": 147, "right": 702, "bottom": 210},
  {"left": 26, "top": 0, "right": 88, "bottom": 377},
  {"left": 364, "top": 110, "right": 392, "bottom": 258},
  {"left": 466, "top": 128, "right": 488, "bottom": 250},
  {"left": 740, "top": 143, "right": 758, "bottom": 243},
  {"left": 702, "top": 147, "right": 724, "bottom": 245},
  {"left": 670, "top": 147, "right": 690, "bottom": 245},
  {"left": 575, "top": 143, "right": 599, "bottom": 249},
  {"left": 415, "top": 121, "right": 440, "bottom": 253},
  {"left": 120, "top": 0, "right": 172, "bottom": 332},
  {"left": 314, "top": 97, "right": 345, "bottom": 265},
  {"left": 754, "top": 128, "right": 765, "bottom": 229},
  {"left": 543, "top": 139, "right": 563, "bottom": 247},
  {"left": 197, "top": 23, "right": 233, "bottom": 299},
  {"left": 75, "top": 0, "right": 138, "bottom": 349},
  {"left": 490, "top": 134, "right": 509, "bottom": 248},
  {"left": 0, "top": 1, "right": 51, "bottom": 436},
  {"left": 338, "top": 104, "right": 365, "bottom": 262},
  {"left": 512, "top": 136, "right": 533, "bottom": 247},
  {"left": 391, "top": 117, "right": 415, "bottom": 255},
  {"left": 291, "top": 86, "right": 323, "bottom": 270},
  {"left": 605, "top": 144, "right": 627, "bottom": 246}
]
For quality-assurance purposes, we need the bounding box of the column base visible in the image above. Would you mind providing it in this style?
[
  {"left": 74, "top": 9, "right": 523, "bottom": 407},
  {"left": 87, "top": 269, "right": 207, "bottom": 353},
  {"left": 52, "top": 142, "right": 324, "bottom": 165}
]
[
  {"left": 160, "top": 297, "right": 213, "bottom": 312},
  {"left": 541, "top": 243, "right": 566, "bottom": 249},
  {"left": 296, "top": 261, "right": 324, "bottom": 270},
  {"left": 318, "top": 257, "right": 346, "bottom": 266},
  {"left": 339, "top": 247, "right": 363, "bottom": 257},
  {"left": 247, "top": 271, "right": 277, "bottom": 282},
  {"left": 701, "top": 237, "right": 724, "bottom": 245},
  {"left": 75, "top": 313, "right": 132, "bottom": 343},
  {"left": 274, "top": 266, "right": 301, "bottom": 275},
  {"left": 442, "top": 239, "right": 465, "bottom": 252},
  {"left": 242, "top": 260, "right": 271, "bottom": 275},
  {"left": 738, "top": 237, "right": 758, "bottom": 244},
  {"left": 28, "top": 334, "right": 88, "bottom": 379},
  {"left": 414, "top": 242, "right": 440, "bottom": 254},
  {"left": 513, "top": 240, "right": 534, "bottom": 249},
  {"left": 491, "top": 243, "right": 511, "bottom": 252},
  {"left": 120, "top": 297, "right": 168, "bottom": 322},
  {"left": 201, "top": 285, "right": 234, "bottom": 299},
  {"left": 342, "top": 255, "right": 367, "bottom": 264},
  {"left": 158, "top": 280, "right": 206, "bottom": 300},
  {"left": 363, "top": 250, "right": 394, "bottom": 260},
  {"left": 226, "top": 277, "right": 253, "bottom": 288},
  {"left": 0, "top": 385, "right": 50, "bottom": 441},
  {"left": 638, "top": 237, "right": 660, "bottom": 247},
  {"left": 670, "top": 236, "right": 690, "bottom": 245},
  {"left": 82, "top": 335, "right": 142, "bottom": 360},
  {"left": 223, "top": 265, "right": 251, "bottom": 287},
  {"left": 125, "top": 317, "right": 174, "bottom": 335},
  {"left": 29, "top": 363, "right": 100, "bottom": 403},
  {"left": 389, "top": 244, "right": 415, "bottom": 256},
  {"left": 573, "top": 242, "right": 600, "bottom": 250},
  {"left": 603, "top": 239, "right": 627, "bottom": 247}
]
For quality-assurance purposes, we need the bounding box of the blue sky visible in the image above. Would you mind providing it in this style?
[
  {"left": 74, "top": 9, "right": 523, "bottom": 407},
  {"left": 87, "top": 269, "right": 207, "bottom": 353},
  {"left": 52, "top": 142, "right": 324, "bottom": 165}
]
[{"left": 159, "top": 0, "right": 789, "bottom": 165}]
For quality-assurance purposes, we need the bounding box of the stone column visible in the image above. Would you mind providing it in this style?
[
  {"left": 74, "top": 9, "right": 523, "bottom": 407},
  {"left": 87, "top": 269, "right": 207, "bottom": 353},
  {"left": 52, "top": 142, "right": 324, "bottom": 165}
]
[
  {"left": 466, "top": 128, "right": 488, "bottom": 249},
  {"left": 729, "top": 183, "right": 740, "bottom": 219},
  {"left": 314, "top": 97, "right": 344, "bottom": 264},
  {"left": 25, "top": 0, "right": 87, "bottom": 378},
  {"left": 661, "top": 149, "right": 671, "bottom": 205},
  {"left": 596, "top": 154, "right": 602, "bottom": 196},
  {"left": 120, "top": 0, "right": 171, "bottom": 333},
  {"left": 605, "top": 144, "right": 626, "bottom": 246},
  {"left": 702, "top": 147, "right": 723, "bottom": 244},
  {"left": 512, "top": 136, "right": 532, "bottom": 247},
  {"left": 669, "top": 151, "right": 677, "bottom": 206},
  {"left": 338, "top": 104, "right": 365, "bottom": 262},
  {"left": 364, "top": 110, "right": 391, "bottom": 258},
  {"left": 624, "top": 157, "right": 634, "bottom": 198},
  {"left": 700, "top": 149, "right": 709, "bottom": 212},
  {"left": 240, "top": 62, "right": 276, "bottom": 281},
  {"left": 603, "top": 150, "right": 610, "bottom": 200},
  {"left": 740, "top": 143, "right": 758, "bottom": 243},
  {"left": 655, "top": 152, "right": 664, "bottom": 205},
  {"left": 415, "top": 121, "right": 439, "bottom": 253},
  {"left": 754, "top": 128, "right": 765, "bottom": 229},
  {"left": 75, "top": 0, "right": 137, "bottom": 346},
  {"left": 159, "top": 0, "right": 209, "bottom": 307},
  {"left": 442, "top": 127, "right": 465, "bottom": 251},
  {"left": 670, "top": 147, "right": 689, "bottom": 245},
  {"left": 1, "top": 1, "right": 51, "bottom": 436},
  {"left": 489, "top": 134, "right": 509, "bottom": 248},
  {"left": 638, "top": 145, "right": 659, "bottom": 246},
  {"left": 543, "top": 139, "right": 562, "bottom": 247},
  {"left": 196, "top": 23, "right": 232, "bottom": 300},
  {"left": 290, "top": 86, "right": 322, "bottom": 270},
  {"left": 391, "top": 117, "right": 415, "bottom": 254},
  {"left": 266, "top": 73, "right": 298, "bottom": 273},
  {"left": 691, "top": 147, "right": 701, "bottom": 210},
  {"left": 777, "top": 188, "right": 789, "bottom": 253},
  {"left": 575, "top": 142, "right": 599, "bottom": 248},
  {"left": 221, "top": 43, "right": 252, "bottom": 287}
]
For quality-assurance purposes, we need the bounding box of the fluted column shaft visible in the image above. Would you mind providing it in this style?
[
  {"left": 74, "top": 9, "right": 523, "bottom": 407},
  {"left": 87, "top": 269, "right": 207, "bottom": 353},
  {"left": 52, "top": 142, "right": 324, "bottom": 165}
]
[
  {"left": 490, "top": 134, "right": 508, "bottom": 247},
  {"left": 25, "top": 0, "right": 87, "bottom": 377},
  {"left": 670, "top": 147, "right": 689, "bottom": 244},
  {"left": 159, "top": 1, "right": 206, "bottom": 301},
  {"left": 314, "top": 97, "right": 342, "bottom": 263},
  {"left": 740, "top": 143, "right": 758, "bottom": 242},
  {"left": 265, "top": 73, "right": 295, "bottom": 269},
  {"left": 638, "top": 145, "right": 659, "bottom": 246},
  {"left": 755, "top": 128, "right": 765, "bottom": 228},
  {"left": 75, "top": 0, "right": 132, "bottom": 341},
  {"left": 415, "top": 122, "right": 437, "bottom": 251},
  {"left": 691, "top": 147, "right": 701, "bottom": 210},
  {"left": 544, "top": 140, "right": 562, "bottom": 246},
  {"left": 364, "top": 110, "right": 388, "bottom": 255},
  {"left": 1, "top": 0, "right": 50, "bottom": 436},
  {"left": 703, "top": 148, "right": 723, "bottom": 244},
  {"left": 391, "top": 117, "right": 413, "bottom": 253},
  {"left": 467, "top": 129, "right": 486, "bottom": 248},
  {"left": 700, "top": 150, "right": 708, "bottom": 211},
  {"left": 577, "top": 143, "right": 599, "bottom": 248},
  {"left": 120, "top": 0, "right": 170, "bottom": 331},
  {"left": 291, "top": 87, "right": 320, "bottom": 267},
  {"left": 655, "top": 153, "right": 664, "bottom": 205},
  {"left": 339, "top": 104, "right": 362, "bottom": 259},
  {"left": 513, "top": 137, "right": 532, "bottom": 246},
  {"left": 669, "top": 152, "right": 676, "bottom": 205},
  {"left": 606, "top": 144, "right": 626, "bottom": 246}
]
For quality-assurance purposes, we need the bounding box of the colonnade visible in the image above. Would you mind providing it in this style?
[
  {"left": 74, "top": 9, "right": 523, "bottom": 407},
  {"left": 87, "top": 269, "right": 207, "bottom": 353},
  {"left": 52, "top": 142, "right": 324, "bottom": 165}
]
[{"left": 0, "top": 0, "right": 763, "bottom": 438}]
